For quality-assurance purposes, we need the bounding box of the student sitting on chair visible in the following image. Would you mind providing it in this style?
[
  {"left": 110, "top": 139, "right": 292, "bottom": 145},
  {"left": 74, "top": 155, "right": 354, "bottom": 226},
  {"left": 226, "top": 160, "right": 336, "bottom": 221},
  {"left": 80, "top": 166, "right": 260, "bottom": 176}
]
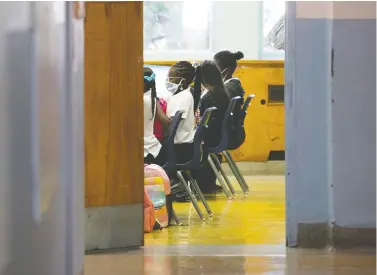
[
  {"left": 157, "top": 61, "right": 202, "bottom": 164},
  {"left": 214, "top": 50, "right": 245, "bottom": 103},
  {"left": 143, "top": 67, "right": 167, "bottom": 166},
  {"left": 199, "top": 60, "right": 230, "bottom": 148},
  {"left": 155, "top": 61, "right": 201, "bottom": 202},
  {"left": 195, "top": 61, "right": 230, "bottom": 194},
  {"left": 214, "top": 50, "right": 247, "bottom": 150}
]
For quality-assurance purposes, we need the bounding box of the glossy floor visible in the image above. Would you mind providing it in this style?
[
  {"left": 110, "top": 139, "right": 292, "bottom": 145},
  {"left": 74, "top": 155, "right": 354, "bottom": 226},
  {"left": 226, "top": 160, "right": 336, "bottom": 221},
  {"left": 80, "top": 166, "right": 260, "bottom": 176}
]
[
  {"left": 85, "top": 175, "right": 376, "bottom": 274},
  {"left": 145, "top": 175, "right": 285, "bottom": 245}
]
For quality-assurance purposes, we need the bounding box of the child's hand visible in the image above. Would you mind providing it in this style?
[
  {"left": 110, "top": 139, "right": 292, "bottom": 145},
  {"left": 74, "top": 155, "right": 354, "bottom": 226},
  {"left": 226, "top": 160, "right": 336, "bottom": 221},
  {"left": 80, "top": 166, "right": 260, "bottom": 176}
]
[{"left": 195, "top": 109, "right": 201, "bottom": 126}]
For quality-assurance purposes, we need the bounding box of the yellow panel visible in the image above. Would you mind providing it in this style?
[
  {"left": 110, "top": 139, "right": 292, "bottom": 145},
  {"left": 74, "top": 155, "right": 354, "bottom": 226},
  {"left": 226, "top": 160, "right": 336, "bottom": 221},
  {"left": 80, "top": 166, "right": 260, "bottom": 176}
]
[
  {"left": 232, "top": 61, "right": 285, "bottom": 162},
  {"left": 144, "top": 60, "right": 285, "bottom": 162}
]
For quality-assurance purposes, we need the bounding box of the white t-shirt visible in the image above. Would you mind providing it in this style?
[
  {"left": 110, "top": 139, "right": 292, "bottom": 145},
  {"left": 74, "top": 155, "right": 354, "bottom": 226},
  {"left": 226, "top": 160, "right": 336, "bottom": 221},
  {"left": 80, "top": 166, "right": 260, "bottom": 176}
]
[
  {"left": 143, "top": 90, "right": 162, "bottom": 157},
  {"left": 166, "top": 87, "right": 196, "bottom": 144}
]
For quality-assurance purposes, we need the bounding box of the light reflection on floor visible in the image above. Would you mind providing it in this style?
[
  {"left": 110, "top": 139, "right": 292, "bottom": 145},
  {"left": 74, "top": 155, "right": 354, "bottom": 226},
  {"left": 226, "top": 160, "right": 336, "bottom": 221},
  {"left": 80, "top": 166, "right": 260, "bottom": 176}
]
[
  {"left": 85, "top": 175, "right": 376, "bottom": 275},
  {"left": 145, "top": 176, "right": 285, "bottom": 246}
]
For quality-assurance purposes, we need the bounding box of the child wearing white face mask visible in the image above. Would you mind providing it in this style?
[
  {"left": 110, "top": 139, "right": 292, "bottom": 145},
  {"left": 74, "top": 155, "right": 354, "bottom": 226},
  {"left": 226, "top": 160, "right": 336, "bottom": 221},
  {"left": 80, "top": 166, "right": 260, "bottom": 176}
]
[
  {"left": 158, "top": 61, "right": 202, "bottom": 165},
  {"left": 155, "top": 61, "right": 202, "bottom": 202}
]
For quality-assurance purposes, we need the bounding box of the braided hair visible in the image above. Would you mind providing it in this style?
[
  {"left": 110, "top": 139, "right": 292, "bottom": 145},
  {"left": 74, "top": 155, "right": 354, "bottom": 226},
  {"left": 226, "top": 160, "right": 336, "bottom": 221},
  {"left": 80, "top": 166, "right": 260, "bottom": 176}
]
[
  {"left": 168, "top": 61, "right": 202, "bottom": 111},
  {"left": 144, "top": 67, "right": 157, "bottom": 119},
  {"left": 213, "top": 50, "right": 244, "bottom": 75}
]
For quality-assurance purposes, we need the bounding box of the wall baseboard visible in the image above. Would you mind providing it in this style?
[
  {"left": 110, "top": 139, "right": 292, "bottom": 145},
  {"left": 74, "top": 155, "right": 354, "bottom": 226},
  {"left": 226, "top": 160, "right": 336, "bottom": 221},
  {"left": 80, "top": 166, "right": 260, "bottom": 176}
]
[
  {"left": 297, "top": 223, "right": 329, "bottom": 248},
  {"left": 85, "top": 204, "right": 143, "bottom": 252},
  {"left": 294, "top": 223, "right": 376, "bottom": 249},
  {"left": 331, "top": 226, "right": 376, "bottom": 249}
]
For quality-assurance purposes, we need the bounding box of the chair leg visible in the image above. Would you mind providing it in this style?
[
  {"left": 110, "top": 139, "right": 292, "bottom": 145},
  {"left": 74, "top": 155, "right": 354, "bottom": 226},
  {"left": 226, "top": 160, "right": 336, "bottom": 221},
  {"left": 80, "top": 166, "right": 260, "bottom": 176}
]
[
  {"left": 207, "top": 156, "right": 232, "bottom": 199},
  {"left": 223, "top": 150, "right": 249, "bottom": 193},
  {"left": 172, "top": 210, "right": 182, "bottom": 226},
  {"left": 222, "top": 150, "right": 248, "bottom": 193},
  {"left": 176, "top": 171, "right": 206, "bottom": 221},
  {"left": 210, "top": 154, "right": 236, "bottom": 196},
  {"left": 185, "top": 171, "right": 213, "bottom": 217},
  {"left": 223, "top": 156, "right": 248, "bottom": 195}
]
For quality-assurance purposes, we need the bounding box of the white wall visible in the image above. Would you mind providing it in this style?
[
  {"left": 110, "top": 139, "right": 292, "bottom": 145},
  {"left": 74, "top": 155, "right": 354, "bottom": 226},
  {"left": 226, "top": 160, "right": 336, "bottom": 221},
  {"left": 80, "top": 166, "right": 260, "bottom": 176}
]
[
  {"left": 212, "top": 1, "right": 261, "bottom": 59},
  {"left": 144, "top": 1, "right": 262, "bottom": 61}
]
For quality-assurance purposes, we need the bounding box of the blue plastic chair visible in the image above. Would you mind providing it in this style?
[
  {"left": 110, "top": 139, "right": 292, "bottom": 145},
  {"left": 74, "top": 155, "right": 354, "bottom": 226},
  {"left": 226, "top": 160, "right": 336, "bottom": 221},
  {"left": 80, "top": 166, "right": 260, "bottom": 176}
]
[
  {"left": 162, "top": 110, "right": 184, "bottom": 175},
  {"left": 222, "top": 95, "right": 255, "bottom": 194},
  {"left": 206, "top": 96, "right": 242, "bottom": 199},
  {"left": 175, "top": 107, "right": 217, "bottom": 221},
  {"left": 161, "top": 110, "right": 184, "bottom": 226}
]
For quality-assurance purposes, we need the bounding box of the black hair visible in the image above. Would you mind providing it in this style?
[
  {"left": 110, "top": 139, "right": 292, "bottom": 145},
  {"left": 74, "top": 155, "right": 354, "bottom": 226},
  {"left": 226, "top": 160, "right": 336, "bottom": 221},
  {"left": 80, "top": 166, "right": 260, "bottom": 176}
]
[
  {"left": 144, "top": 67, "right": 157, "bottom": 119},
  {"left": 201, "top": 60, "right": 227, "bottom": 96},
  {"left": 213, "top": 50, "right": 244, "bottom": 74},
  {"left": 169, "top": 61, "right": 202, "bottom": 111}
]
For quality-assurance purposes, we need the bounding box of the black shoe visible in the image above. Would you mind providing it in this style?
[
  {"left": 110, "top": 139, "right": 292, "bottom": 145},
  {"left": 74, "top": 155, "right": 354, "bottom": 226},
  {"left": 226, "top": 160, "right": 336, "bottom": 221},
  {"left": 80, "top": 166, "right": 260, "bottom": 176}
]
[
  {"left": 171, "top": 184, "right": 185, "bottom": 195},
  {"left": 200, "top": 185, "right": 221, "bottom": 195},
  {"left": 153, "top": 220, "right": 163, "bottom": 230},
  {"left": 172, "top": 192, "right": 190, "bottom": 203},
  {"left": 215, "top": 185, "right": 223, "bottom": 192}
]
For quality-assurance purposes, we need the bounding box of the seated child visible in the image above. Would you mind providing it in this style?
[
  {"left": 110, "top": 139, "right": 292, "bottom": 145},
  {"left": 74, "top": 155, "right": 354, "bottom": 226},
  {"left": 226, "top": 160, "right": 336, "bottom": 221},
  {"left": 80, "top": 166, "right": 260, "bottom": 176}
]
[
  {"left": 156, "top": 61, "right": 202, "bottom": 164},
  {"left": 143, "top": 67, "right": 166, "bottom": 165}
]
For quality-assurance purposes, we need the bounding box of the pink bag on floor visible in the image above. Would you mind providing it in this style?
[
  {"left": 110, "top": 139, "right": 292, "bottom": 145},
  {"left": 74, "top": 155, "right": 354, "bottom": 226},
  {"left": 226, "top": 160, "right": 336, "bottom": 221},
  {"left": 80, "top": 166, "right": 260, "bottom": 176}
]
[
  {"left": 144, "top": 164, "right": 171, "bottom": 229},
  {"left": 144, "top": 164, "right": 171, "bottom": 195},
  {"left": 144, "top": 189, "right": 155, "bottom": 233}
]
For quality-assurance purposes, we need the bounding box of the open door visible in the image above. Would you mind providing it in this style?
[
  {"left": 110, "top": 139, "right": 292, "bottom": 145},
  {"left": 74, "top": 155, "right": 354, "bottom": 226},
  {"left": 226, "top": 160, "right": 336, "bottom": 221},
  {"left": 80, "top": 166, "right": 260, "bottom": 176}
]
[
  {"left": 84, "top": 2, "right": 144, "bottom": 251},
  {"left": 0, "top": 2, "right": 85, "bottom": 274}
]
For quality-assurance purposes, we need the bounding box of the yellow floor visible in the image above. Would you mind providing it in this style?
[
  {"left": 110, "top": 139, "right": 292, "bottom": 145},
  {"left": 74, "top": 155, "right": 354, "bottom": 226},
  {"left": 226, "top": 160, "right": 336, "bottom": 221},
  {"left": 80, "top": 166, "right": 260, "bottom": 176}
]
[
  {"left": 85, "top": 175, "right": 376, "bottom": 274},
  {"left": 145, "top": 175, "right": 286, "bottom": 246}
]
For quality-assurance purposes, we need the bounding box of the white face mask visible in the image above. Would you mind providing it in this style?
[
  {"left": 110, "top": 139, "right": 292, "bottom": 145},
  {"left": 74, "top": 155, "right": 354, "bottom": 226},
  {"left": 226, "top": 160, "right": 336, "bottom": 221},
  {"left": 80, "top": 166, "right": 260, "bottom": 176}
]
[{"left": 165, "top": 78, "right": 184, "bottom": 94}]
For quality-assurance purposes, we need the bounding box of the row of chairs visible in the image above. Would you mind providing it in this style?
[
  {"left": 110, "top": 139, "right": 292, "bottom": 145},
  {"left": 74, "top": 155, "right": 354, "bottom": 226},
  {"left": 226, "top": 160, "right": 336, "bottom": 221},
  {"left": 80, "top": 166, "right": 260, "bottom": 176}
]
[{"left": 162, "top": 95, "right": 255, "bottom": 223}]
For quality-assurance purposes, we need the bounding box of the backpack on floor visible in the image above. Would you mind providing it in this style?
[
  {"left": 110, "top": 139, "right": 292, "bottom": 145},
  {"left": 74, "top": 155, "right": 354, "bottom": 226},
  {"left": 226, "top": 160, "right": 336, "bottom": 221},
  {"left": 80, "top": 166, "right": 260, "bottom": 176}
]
[
  {"left": 144, "top": 164, "right": 171, "bottom": 195},
  {"left": 144, "top": 164, "right": 171, "bottom": 228},
  {"left": 144, "top": 189, "right": 156, "bottom": 233}
]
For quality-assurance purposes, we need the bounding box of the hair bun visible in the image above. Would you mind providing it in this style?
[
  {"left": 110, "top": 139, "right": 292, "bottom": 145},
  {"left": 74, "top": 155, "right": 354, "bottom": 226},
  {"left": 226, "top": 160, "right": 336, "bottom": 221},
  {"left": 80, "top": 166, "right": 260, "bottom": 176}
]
[{"left": 232, "top": 51, "right": 244, "bottom": 60}]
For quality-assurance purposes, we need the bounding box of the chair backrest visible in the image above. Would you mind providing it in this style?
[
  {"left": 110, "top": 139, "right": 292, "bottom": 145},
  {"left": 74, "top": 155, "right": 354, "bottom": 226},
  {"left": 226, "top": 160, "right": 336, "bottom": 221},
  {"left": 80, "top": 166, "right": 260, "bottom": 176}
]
[
  {"left": 163, "top": 110, "right": 184, "bottom": 174},
  {"left": 207, "top": 96, "right": 241, "bottom": 153},
  {"left": 166, "top": 110, "right": 184, "bottom": 143},
  {"left": 240, "top": 94, "right": 255, "bottom": 124},
  {"left": 225, "top": 94, "right": 256, "bottom": 151},
  {"left": 176, "top": 107, "right": 217, "bottom": 170}
]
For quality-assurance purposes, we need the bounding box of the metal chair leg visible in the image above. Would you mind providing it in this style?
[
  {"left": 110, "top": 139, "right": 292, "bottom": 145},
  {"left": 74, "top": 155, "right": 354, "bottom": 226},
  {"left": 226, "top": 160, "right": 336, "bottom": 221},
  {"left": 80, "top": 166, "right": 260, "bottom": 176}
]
[
  {"left": 225, "top": 150, "right": 249, "bottom": 191},
  {"left": 210, "top": 154, "right": 236, "bottom": 196},
  {"left": 172, "top": 209, "right": 182, "bottom": 226},
  {"left": 223, "top": 151, "right": 248, "bottom": 193},
  {"left": 223, "top": 150, "right": 249, "bottom": 193},
  {"left": 222, "top": 155, "right": 248, "bottom": 195},
  {"left": 185, "top": 171, "right": 213, "bottom": 217},
  {"left": 225, "top": 151, "right": 249, "bottom": 190},
  {"left": 207, "top": 156, "right": 232, "bottom": 199},
  {"left": 176, "top": 171, "right": 206, "bottom": 221}
]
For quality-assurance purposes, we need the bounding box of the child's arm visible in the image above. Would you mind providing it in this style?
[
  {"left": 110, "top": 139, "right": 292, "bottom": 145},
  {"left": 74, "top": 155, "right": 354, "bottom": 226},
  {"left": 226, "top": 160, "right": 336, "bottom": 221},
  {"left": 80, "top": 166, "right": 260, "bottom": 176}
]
[{"left": 156, "top": 103, "right": 171, "bottom": 130}]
